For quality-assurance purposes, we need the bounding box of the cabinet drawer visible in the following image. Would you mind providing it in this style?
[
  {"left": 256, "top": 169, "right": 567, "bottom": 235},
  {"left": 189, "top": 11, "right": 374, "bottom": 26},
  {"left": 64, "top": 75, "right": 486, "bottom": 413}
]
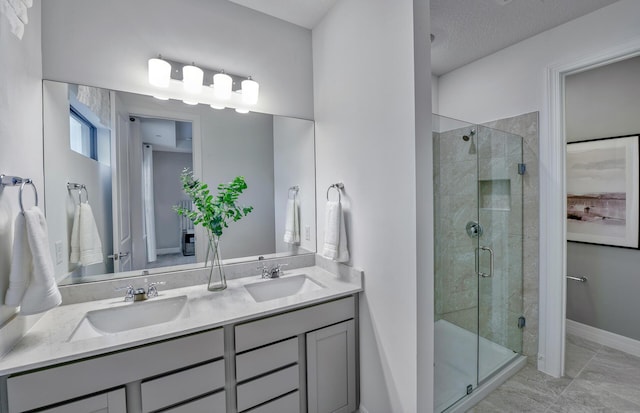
[
  {"left": 39, "top": 388, "right": 126, "bottom": 413},
  {"left": 141, "top": 360, "right": 225, "bottom": 412},
  {"left": 235, "top": 296, "right": 354, "bottom": 352},
  {"left": 7, "top": 328, "right": 223, "bottom": 413},
  {"left": 236, "top": 365, "right": 299, "bottom": 412},
  {"left": 161, "top": 390, "right": 226, "bottom": 413},
  {"left": 236, "top": 337, "right": 298, "bottom": 381},
  {"left": 245, "top": 391, "right": 299, "bottom": 413}
]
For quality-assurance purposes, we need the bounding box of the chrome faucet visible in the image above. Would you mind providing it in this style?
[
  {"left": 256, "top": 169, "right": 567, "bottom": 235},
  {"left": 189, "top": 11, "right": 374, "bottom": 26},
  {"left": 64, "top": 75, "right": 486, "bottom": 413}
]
[
  {"left": 258, "top": 263, "right": 288, "bottom": 279},
  {"left": 116, "top": 281, "right": 166, "bottom": 301}
]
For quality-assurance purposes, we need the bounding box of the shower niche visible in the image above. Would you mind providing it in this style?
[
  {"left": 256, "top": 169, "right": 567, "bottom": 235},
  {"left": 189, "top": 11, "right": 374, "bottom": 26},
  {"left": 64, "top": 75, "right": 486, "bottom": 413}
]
[
  {"left": 479, "top": 179, "right": 511, "bottom": 211},
  {"left": 433, "top": 114, "right": 525, "bottom": 413}
]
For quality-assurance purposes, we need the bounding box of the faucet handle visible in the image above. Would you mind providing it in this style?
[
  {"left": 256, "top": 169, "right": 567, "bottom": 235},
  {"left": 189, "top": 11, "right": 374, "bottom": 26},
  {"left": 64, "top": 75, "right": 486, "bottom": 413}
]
[
  {"left": 270, "top": 263, "right": 288, "bottom": 278},
  {"left": 147, "top": 281, "right": 166, "bottom": 298},
  {"left": 115, "top": 285, "right": 135, "bottom": 302},
  {"left": 257, "top": 264, "right": 270, "bottom": 278}
]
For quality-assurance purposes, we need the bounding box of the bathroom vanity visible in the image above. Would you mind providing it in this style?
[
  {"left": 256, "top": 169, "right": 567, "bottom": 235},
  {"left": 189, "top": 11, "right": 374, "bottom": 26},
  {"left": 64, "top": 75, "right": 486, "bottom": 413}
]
[{"left": 0, "top": 264, "right": 362, "bottom": 413}]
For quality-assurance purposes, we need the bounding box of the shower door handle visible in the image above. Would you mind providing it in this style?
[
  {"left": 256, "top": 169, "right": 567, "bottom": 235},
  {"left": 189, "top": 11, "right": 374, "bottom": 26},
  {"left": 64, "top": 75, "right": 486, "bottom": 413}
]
[{"left": 476, "top": 246, "right": 494, "bottom": 278}]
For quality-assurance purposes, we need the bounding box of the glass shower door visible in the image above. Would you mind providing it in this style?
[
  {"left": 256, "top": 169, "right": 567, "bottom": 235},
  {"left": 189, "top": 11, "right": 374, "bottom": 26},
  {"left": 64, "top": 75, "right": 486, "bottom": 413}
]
[
  {"left": 475, "top": 125, "right": 523, "bottom": 383},
  {"left": 433, "top": 115, "right": 480, "bottom": 412}
]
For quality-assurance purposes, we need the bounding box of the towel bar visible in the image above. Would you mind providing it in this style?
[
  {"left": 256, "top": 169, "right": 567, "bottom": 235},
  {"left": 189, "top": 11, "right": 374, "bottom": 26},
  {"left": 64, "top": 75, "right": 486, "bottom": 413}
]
[
  {"left": 1, "top": 174, "right": 38, "bottom": 213},
  {"left": 566, "top": 275, "right": 588, "bottom": 283}
]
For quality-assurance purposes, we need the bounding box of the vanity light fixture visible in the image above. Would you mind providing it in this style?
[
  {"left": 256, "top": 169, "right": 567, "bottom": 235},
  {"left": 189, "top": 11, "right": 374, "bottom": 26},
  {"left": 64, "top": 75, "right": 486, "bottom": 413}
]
[
  {"left": 148, "top": 57, "right": 171, "bottom": 88},
  {"left": 213, "top": 72, "right": 233, "bottom": 100},
  {"left": 182, "top": 64, "right": 204, "bottom": 94},
  {"left": 147, "top": 56, "right": 260, "bottom": 112},
  {"left": 241, "top": 77, "right": 259, "bottom": 105}
]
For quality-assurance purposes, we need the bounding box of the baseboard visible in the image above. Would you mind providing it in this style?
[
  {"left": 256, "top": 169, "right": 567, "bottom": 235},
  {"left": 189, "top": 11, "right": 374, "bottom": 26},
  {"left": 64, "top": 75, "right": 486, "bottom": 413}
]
[
  {"left": 156, "top": 247, "right": 181, "bottom": 255},
  {"left": 566, "top": 319, "right": 640, "bottom": 358}
]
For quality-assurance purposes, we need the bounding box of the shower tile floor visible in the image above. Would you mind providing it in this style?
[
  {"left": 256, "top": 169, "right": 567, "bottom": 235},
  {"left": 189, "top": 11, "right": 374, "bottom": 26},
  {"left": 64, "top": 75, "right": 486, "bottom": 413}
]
[{"left": 467, "top": 334, "right": 640, "bottom": 412}]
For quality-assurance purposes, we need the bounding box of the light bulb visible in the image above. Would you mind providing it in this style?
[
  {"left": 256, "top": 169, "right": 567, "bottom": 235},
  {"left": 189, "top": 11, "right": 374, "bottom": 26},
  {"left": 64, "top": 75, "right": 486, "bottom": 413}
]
[
  {"left": 213, "top": 72, "right": 233, "bottom": 100},
  {"left": 148, "top": 58, "right": 171, "bottom": 88},
  {"left": 182, "top": 100, "right": 198, "bottom": 106},
  {"left": 182, "top": 64, "right": 203, "bottom": 94},
  {"left": 241, "top": 77, "right": 259, "bottom": 105},
  {"left": 235, "top": 107, "right": 249, "bottom": 114},
  {"left": 210, "top": 104, "right": 226, "bottom": 110}
]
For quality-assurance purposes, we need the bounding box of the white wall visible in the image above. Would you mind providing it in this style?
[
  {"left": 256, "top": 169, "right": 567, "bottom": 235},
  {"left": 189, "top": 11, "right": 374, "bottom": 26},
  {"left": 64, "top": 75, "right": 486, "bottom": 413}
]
[
  {"left": 43, "top": 81, "right": 113, "bottom": 280},
  {"left": 41, "top": 0, "right": 313, "bottom": 119},
  {"left": 431, "top": 74, "right": 439, "bottom": 114},
  {"left": 438, "top": 0, "right": 640, "bottom": 124},
  {"left": 273, "top": 117, "right": 316, "bottom": 254},
  {"left": 0, "top": 0, "right": 43, "bottom": 351},
  {"left": 313, "top": 0, "right": 423, "bottom": 411}
]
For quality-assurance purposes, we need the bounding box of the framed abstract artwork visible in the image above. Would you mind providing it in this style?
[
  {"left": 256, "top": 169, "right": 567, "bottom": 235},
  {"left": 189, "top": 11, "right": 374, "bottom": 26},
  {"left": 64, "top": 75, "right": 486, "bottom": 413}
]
[{"left": 566, "top": 134, "right": 640, "bottom": 248}]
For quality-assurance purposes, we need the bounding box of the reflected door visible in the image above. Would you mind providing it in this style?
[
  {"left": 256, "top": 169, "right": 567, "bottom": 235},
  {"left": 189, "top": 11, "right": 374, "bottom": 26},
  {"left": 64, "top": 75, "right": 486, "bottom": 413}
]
[
  {"left": 476, "top": 125, "right": 523, "bottom": 383},
  {"left": 111, "top": 110, "right": 132, "bottom": 272}
]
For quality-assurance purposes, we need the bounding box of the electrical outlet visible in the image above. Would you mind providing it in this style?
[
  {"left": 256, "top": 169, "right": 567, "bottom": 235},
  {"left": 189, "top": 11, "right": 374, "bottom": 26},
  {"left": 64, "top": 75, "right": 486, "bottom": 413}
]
[
  {"left": 305, "top": 226, "right": 311, "bottom": 241},
  {"left": 55, "top": 241, "right": 63, "bottom": 265}
]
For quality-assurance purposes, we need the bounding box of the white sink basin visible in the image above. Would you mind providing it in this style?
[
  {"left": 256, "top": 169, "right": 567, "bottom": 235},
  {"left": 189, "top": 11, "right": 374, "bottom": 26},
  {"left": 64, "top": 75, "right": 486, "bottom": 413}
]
[
  {"left": 68, "top": 295, "right": 189, "bottom": 341},
  {"left": 244, "top": 274, "right": 324, "bottom": 303}
]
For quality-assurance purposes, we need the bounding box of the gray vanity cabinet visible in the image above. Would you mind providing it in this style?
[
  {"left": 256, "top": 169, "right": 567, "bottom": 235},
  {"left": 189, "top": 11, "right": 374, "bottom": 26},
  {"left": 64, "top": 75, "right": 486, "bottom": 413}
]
[
  {"left": 1, "top": 295, "right": 359, "bottom": 413},
  {"left": 38, "top": 389, "right": 126, "bottom": 413},
  {"left": 3, "top": 328, "right": 225, "bottom": 413},
  {"left": 307, "top": 320, "right": 357, "bottom": 413},
  {"left": 234, "top": 296, "right": 357, "bottom": 413}
]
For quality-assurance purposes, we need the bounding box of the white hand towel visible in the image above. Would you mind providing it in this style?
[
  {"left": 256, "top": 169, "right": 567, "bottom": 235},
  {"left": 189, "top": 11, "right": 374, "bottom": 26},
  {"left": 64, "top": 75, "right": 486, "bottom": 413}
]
[
  {"left": 19, "top": 207, "right": 61, "bottom": 315},
  {"left": 80, "top": 203, "right": 103, "bottom": 265},
  {"left": 283, "top": 198, "right": 300, "bottom": 244},
  {"left": 0, "top": 0, "right": 24, "bottom": 39},
  {"left": 321, "top": 201, "right": 349, "bottom": 262},
  {"left": 4, "top": 213, "right": 32, "bottom": 307},
  {"left": 6, "top": 0, "right": 27, "bottom": 24},
  {"left": 69, "top": 204, "right": 81, "bottom": 264},
  {"left": 70, "top": 203, "right": 103, "bottom": 266}
]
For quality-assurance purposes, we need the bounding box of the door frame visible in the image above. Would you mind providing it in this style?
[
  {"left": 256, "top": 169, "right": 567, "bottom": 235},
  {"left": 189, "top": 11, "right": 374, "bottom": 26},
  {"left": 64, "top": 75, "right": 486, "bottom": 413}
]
[
  {"left": 123, "top": 104, "right": 203, "bottom": 262},
  {"left": 540, "top": 36, "right": 640, "bottom": 377}
]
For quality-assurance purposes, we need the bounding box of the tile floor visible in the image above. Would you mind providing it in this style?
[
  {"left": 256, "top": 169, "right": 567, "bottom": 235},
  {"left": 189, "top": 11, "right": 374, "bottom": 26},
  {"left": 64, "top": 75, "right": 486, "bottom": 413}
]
[{"left": 467, "top": 334, "right": 640, "bottom": 412}]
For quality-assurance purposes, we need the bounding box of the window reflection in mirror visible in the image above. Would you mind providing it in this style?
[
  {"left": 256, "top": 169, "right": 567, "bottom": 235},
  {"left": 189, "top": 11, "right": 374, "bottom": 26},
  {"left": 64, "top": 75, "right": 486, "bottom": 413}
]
[{"left": 43, "top": 80, "right": 316, "bottom": 286}]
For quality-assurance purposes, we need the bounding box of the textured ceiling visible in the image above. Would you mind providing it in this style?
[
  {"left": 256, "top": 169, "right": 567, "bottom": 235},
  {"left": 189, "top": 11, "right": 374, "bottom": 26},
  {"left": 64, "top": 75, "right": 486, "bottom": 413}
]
[
  {"left": 227, "top": 0, "right": 338, "bottom": 29},
  {"left": 431, "top": 0, "right": 620, "bottom": 76},
  {"left": 225, "top": 0, "right": 620, "bottom": 75}
]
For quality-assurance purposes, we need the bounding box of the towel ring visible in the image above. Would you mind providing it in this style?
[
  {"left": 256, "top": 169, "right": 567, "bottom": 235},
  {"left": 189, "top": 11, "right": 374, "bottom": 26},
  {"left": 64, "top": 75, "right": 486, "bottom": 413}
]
[
  {"left": 79, "top": 186, "right": 89, "bottom": 203},
  {"left": 67, "top": 183, "right": 89, "bottom": 203},
  {"left": 326, "top": 183, "right": 344, "bottom": 203},
  {"left": 19, "top": 179, "right": 38, "bottom": 213}
]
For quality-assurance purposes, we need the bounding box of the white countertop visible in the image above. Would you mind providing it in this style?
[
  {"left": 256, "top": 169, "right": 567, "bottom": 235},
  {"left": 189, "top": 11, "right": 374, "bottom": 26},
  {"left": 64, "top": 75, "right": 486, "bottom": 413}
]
[{"left": 0, "top": 265, "right": 362, "bottom": 376}]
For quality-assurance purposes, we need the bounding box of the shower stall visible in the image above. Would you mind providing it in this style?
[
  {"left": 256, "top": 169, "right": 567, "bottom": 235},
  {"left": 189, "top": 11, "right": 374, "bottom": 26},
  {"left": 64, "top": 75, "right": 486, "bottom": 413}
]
[{"left": 433, "top": 114, "right": 527, "bottom": 412}]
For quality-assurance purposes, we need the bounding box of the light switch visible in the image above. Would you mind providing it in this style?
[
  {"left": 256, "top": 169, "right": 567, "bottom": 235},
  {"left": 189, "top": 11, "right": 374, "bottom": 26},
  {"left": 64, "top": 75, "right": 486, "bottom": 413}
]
[{"left": 305, "top": 226, "right": 311, "bottom": 241}]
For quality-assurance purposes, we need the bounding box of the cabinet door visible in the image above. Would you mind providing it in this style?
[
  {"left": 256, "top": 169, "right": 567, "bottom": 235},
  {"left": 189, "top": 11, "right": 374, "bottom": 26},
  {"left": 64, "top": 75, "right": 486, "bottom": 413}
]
[
  {"left": 307, "top": 320, "right": 356, "bottom": 413},
  {"left": 39, "top": 388, "right": 126, "bottom": 413}
]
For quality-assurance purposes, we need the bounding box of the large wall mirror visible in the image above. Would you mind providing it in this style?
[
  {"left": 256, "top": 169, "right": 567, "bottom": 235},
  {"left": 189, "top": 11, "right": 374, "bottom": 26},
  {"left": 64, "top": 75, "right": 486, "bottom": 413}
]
[{"left": 43, "top": 80, "right": 316, "bottom": 285}]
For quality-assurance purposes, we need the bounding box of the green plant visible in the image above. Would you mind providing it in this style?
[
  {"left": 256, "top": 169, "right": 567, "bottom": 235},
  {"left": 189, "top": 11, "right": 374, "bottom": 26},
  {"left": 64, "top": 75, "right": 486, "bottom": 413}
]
[{"left": 174, "top": 169, "right": 253, "bottom": 238}]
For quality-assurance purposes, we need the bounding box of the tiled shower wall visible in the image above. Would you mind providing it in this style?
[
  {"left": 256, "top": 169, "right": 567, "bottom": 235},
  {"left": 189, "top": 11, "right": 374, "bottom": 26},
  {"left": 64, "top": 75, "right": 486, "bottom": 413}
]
[{"left": 434, "top": 112, "right": 539, "bottom": 362}]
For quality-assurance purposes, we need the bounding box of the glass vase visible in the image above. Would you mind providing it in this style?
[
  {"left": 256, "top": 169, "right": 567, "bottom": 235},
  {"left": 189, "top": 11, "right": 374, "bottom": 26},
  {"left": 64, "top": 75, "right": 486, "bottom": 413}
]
[{"left": 205, "top": 232, "right": 227, "bottom": 291}]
